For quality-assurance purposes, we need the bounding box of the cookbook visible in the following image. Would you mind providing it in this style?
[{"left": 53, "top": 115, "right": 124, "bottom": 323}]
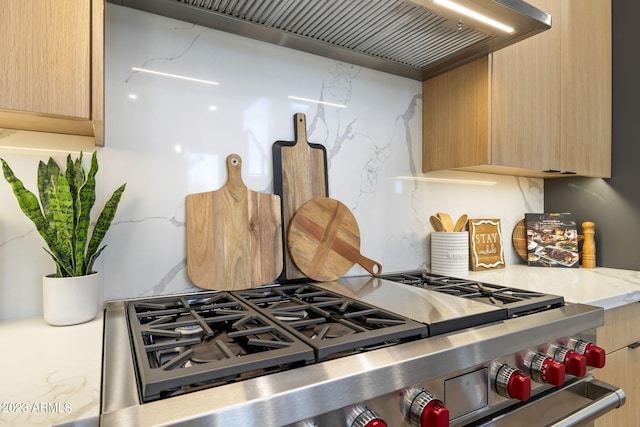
[{"left": 525, "top": 213, "right": 579, "bottom": 268}]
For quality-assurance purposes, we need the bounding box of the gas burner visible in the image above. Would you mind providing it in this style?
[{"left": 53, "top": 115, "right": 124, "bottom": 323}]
[
  {"left": 313, "top": 323, "right": 356, "bottom": 339},
  {"left": 191, "top": 333, "right": 243, "bottom": 363},
  {"left": 175, "top": 324, "right": 204, "bottom": 335}
]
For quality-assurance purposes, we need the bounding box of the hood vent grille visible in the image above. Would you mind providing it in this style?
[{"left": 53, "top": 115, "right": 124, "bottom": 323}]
[{"left": 108, "top": 0, "right": 551, "bottom": 80}]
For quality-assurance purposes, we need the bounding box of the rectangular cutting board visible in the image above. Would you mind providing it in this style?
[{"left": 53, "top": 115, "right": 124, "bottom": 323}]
[
  {"left": 186, "top": 154, "right": 283, "bottom": 290},
  {"left": 273, "top": 113, "right": 329, "bottom": 281}
]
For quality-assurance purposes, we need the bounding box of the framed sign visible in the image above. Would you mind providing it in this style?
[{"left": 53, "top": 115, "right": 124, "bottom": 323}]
[{"left": 469, "top": 218, "right": 505, "bottom": 271}]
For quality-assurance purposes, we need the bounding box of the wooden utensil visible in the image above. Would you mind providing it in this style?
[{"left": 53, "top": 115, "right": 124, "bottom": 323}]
[
  {"left": 186, "top": 154, "right": 283, "bottom": 290},
  {"left": 430, "top": 215, "right": 445, "bottom": 232},
  {"left": 454, "top": 214, "right": 468, "bottom": 232},
  {"left": 273, "top": 113, "right": 329, "bottom": 281},
  {"left": 287, "top": 197, "right": 382, "bottom": 282},
  {"left": 437, "top": 212, "right": 455, "bottom": 232}
]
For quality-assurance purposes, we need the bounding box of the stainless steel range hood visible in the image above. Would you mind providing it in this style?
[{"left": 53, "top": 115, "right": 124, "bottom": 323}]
[{"left": 106, "top": 0, "right": 551, "bottom": 80}]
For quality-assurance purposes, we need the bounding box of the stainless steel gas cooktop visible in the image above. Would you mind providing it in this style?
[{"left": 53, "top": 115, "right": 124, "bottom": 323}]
[{"left": 101, "top": 272, "right": 623, "bottom": 427}]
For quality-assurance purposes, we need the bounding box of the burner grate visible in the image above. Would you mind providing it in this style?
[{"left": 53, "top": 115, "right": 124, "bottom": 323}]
[
  {"left": 127, "top": 292, "right": 315, "bottom": 402},
  {"left": 381, "top": 271, "right": 564, "bottom": 317},
  {"left": 235, "top": 284, "right": 429, "bottom": 360}
]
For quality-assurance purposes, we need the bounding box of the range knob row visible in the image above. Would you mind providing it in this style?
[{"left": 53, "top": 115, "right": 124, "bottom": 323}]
[{"left": 495, "top": 341, "right": 606, "bottom": 402}]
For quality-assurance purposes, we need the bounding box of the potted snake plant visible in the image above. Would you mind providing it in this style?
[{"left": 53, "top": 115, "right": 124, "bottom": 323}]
[{"left": 1, "top": 151, "right": 126, "bottom": 326}]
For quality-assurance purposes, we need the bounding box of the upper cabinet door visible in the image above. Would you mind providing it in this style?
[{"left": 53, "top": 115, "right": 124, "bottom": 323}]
[
  {"left": 560, "top": 0, "right": 612, "bottom": 177},
  {"left": 491, "top": 0, "right": 562, "bottom": 173},
  {"left": 0, "top": 0, "right": 103, "bottom": 146},
  {"left": 0, "top": 0, "right": 91, "bottom": 118}
]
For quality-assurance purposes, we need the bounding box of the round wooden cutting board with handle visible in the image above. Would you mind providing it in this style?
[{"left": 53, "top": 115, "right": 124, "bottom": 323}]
[
  {"left": 185, "top": 154, "right": 283, "bottom": 291},
  {"left": 287, "top": 197, "right": 382, "bottom": 282}
]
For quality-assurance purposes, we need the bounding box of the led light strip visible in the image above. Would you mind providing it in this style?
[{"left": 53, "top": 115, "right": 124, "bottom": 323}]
[{"left": 434, "top": 0, "right": 515, "bottom": 34}]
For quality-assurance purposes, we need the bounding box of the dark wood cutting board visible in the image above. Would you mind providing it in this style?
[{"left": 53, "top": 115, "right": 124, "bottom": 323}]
[
  {"left": 186, "top": 154, "right": 283, "bottom": 290},
  {"left": 273, "top": 113, "right": 329, "bottom": 281},
  {"left": 287, "top": 197, "right": 382, "bottom": 282}
]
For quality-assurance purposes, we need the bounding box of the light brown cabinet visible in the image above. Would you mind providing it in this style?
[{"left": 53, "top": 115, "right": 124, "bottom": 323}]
[
  {"left": 594, "top": 303, "right": 640, "bottom": 426},
  {"left": 422, "top": 0, "right": 611, "bottom": 178},
  {"left": 0, "top": 0, "right": 104, "bottom": 146}
]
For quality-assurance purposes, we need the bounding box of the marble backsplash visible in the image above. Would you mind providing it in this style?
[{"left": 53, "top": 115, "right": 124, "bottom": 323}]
[{"left": 0, "top": 4, "right": 543, "bottom": 321}]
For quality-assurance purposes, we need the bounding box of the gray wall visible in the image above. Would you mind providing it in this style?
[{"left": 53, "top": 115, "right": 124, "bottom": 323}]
[{"left": 544, "top": 0, "right": 640, "bottom": 270}]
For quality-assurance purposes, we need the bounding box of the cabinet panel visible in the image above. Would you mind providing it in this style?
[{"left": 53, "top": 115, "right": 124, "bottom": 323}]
[
  {"left": 594, "top": 346, "right": 640, "bottom": 427},
  {"left": 491, "top": 0, "right": 561, "bottom": 172},
  {"left": 595, "top": 303, "right": 640, "bottom": 427},
  {"left": 423, "top": 57, "right": 490, "bottom": 172},
  {"left": 560, "top": 0, "right": 611, "bottom": 177},
  {"left": 0, "top": 0, "right": 90, "bottom": 118},
  {"left": 597, "top": 303, "right": 640, "bottom": 353},
  {"left": 0, "top": 0, "right": 103, "bottom": 145}
]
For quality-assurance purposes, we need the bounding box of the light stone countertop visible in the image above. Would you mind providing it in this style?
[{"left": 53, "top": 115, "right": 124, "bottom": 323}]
[
  {"left": 0, "top": 312, "right": 102, "bottom": 427},
  {"left": 1, "top": 266, "right": 639, "bottom": 426}
]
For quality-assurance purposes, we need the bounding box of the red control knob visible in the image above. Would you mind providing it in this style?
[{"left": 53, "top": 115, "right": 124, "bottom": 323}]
[
  {"left": 420, "top": 400, "right": 449, "bottom": 427},
  {"left": 363, "top": 420, "right": 386, "bottom": 427},
  {"left": 571, "top": 340, "right": 607, "bottom": 368},
  {"left": 539, "top": 357, "right": 565, "bottom": 386},
  {"left": 405, "top": 388, "right": 449, "bottom": 427},
  {"left": 495, "top": 365, "right": 531, "bottom": 401},
  {"left": 507, "top": 370, "right": 532, "bottom": 401},
  {"left": 584, "top": 344, "right": 606, "bottom": 368},
  {"left": 550, "top": 346, "right": 587, "bottom": 377},
  {"left": 564, "top": 351, "right": 587, "bottom": 377}
]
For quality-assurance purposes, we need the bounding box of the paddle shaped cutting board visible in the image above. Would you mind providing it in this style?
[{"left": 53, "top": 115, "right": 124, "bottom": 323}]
[
  {"left": 186, "top": 154, "right": 283, "bottom": 290},
  {"left": 287, "top": 197, "right": 382, "bottom": 282},
  {"left": 273, "top": 113, "right": 329, "bottom": 281}
]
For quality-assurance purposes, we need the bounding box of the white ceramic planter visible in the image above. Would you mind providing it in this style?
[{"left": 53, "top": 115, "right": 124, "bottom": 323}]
[{"left": 42, "top": 272, "right": 101, "bottom": 326}]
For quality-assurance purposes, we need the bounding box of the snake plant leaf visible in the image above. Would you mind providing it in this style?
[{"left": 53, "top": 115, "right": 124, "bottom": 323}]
[
  {"left": 85, "top": 244, "right": 107, "bottom": 275},
  {"left": 38, "top": 159, "right": 60, "bottom": 230},
  {"left": 75, "top": 152, "right": 98, "bottom": 275},
  {"left": 85, "top": 182, "right": 126, "bottom": 275},
  {"left": 1, "top": 159, "right": 66, "bottom": 272},
  {"left": 50, "top": 172, "right": 75, "bottom": 275}
]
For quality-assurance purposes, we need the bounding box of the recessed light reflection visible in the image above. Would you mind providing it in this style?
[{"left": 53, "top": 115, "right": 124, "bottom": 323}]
[
  {"left": 208, "top": 106, "right": 217, "bottom": 111},
  {"left": 128, "top": 93, "right": 138, "bottom": 100},
  {"left": 131, "top": 67, "right": 220, "bottom": 86},
  {"left": 174, "top": 144, "right": 183, "bottom": 153},
  {"left": 288, "top": 96, "right": 347, "bottom": 109}
]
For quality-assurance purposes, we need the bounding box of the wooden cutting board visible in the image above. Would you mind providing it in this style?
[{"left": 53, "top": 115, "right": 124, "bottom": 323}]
[
  {"left": 512, "top": 219, "right": 528, "bottom": 261},
  {"left": 287, "top": 197, "right": 382, "bottom": 282},
  {"left": 273, "top": 113, "right": 329, "bottom": 281},
  {"left": 186, "top": 154, "right": 283, "bottom": 290}
]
